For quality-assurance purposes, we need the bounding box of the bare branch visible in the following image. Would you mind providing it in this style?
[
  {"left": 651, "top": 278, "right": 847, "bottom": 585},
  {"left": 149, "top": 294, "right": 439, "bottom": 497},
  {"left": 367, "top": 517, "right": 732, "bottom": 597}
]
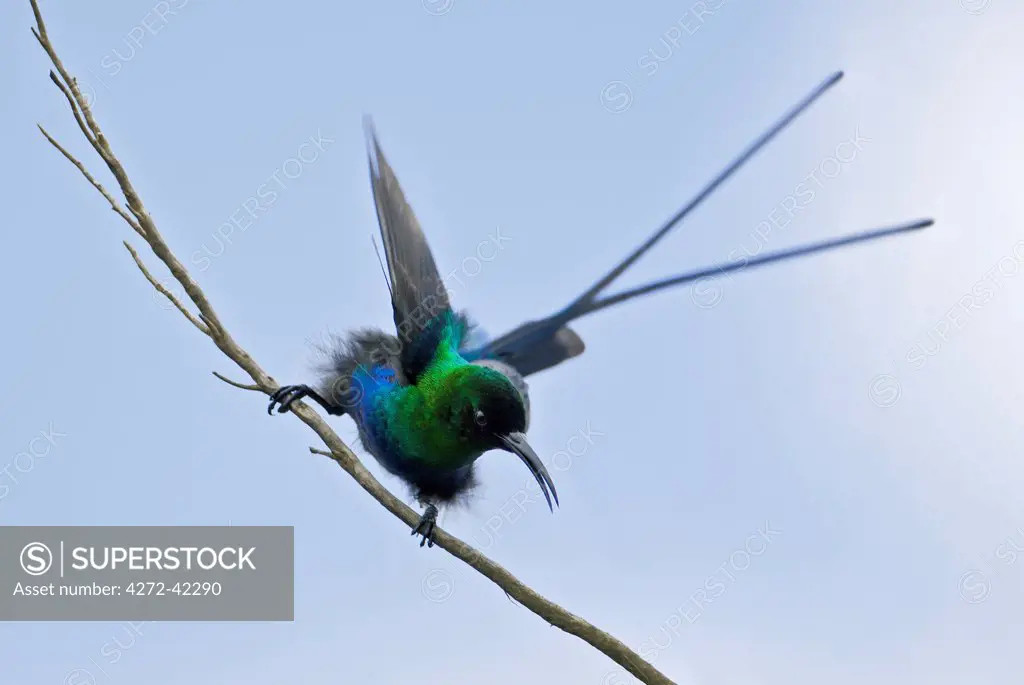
[
  {"left": 213, "top": 371, "right": 262, "bottom": 392},
  {"left": 48, "top": 70, "right": 96, "bottom": 147},
  {"left": 124, "top": 242, "right": 210, "bottom": 335},
  {"left": 29, "top": 1, "right": 675, "bottom": 683},
  {"left": 37, "top": 125, "right": 144, "bottom": 236},
  {"left": 31, "top": 0, "right": 230, "bottom": 342}
]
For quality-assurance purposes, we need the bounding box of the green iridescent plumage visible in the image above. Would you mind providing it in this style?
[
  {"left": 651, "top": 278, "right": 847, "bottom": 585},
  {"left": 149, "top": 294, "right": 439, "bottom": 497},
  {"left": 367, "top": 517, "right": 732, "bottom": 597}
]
[
  {"left": 374, "top": 365, "right": 525, "bottom": 468},
  {"left": 365, "top": 316, "right": 526, "bottom": 470}
]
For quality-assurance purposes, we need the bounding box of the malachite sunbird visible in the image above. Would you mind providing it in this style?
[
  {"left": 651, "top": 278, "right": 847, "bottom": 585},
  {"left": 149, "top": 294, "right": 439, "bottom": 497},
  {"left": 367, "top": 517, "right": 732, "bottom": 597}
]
[{"left": 267, "top": 71, "right": 932, "bottom": 547}]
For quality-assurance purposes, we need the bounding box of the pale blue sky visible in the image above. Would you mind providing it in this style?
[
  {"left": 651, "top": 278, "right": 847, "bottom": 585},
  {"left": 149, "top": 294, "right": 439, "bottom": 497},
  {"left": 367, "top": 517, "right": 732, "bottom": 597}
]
[{"left": 3, "top": 0, "right": 1024, "bottom": 683}]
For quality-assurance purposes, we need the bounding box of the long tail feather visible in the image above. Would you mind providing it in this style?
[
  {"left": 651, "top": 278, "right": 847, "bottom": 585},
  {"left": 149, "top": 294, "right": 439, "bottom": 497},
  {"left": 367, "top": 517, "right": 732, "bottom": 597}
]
[
  {"left": 468, "top": 72, "right": 846, "bottom": 365},
  {"left": 464, "top": 218, "right": 933, "bottom": 377},
  {"left": 461, "top": 71, "right": 934, "bottom": 379},
  {"left": 564, "top": 70, "right": 844, "bottom": 315},
  {"left": 581, "top": 218, "right": 933, "bottom": 315}
]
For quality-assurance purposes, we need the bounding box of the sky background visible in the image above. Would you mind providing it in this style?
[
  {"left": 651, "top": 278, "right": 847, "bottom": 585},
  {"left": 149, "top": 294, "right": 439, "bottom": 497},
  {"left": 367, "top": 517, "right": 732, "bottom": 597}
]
[{"left": 3, "top": 0, "right": 1024, "bottom": 682}]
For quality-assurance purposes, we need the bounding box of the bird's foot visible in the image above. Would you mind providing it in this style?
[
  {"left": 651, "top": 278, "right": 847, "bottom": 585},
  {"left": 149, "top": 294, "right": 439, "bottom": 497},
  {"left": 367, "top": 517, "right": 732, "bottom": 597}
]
[
  {"left": 411, "top": 504, "right": 439, "bottom": 548},
  {"left": 268, "top": 384, "right": 317, "bottom": 415},
  {"left": 268, "top": 384, "right": 347, "bottom": 416}
]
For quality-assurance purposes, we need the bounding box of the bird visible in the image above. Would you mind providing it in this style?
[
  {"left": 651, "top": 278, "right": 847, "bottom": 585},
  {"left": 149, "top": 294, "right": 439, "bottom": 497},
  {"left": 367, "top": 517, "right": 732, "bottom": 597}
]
[{"left": 267, "top": 70, "right": 933, "bottom": 547}]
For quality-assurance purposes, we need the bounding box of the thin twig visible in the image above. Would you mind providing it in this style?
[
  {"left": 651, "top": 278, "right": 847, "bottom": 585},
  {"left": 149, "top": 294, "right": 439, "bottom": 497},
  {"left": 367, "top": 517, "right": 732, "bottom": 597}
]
[
  {"left": 213, "top": 371, "right": 262, "bottom": 391},
  {"left": 37, "top": 125, "right": 144, "bottom": 236},
  {"left": 124, "top": 242, "right": 210, "bottom": 336},
  {"left": 29, "top": 2, "right": 675, "bottom": 683},
  {"left": 47, "top": 70, "right": 96, "bottom": 147},
  {"left": 32, "top": 0, "right": 229, "bottom": 341}
]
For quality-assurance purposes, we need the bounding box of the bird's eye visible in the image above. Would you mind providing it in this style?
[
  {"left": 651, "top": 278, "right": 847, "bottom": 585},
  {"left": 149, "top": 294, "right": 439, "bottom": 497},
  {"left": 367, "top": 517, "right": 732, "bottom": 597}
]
[{"left": 474, "top": 410, "right": 488, "bottom": 427}]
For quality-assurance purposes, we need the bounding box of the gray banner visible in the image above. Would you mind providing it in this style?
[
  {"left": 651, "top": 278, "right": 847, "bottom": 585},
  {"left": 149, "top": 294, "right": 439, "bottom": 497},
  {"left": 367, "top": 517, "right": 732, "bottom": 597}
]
[{"left": 0, "top": 526, "right": 293, "bottom": 621}]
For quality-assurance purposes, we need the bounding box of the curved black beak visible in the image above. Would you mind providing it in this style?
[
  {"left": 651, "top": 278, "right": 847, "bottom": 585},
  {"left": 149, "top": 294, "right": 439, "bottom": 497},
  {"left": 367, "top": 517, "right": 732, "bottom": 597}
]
[{"left": 498, "top": 432, "right": 559, "bottom": 512}]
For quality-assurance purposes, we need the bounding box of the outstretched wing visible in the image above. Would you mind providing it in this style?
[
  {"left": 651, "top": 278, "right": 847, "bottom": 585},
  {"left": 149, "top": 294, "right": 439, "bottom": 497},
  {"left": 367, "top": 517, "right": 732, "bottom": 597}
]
[
  {"left": 462, "top": 322, "right": 585, "bottom": 379},
  {"left": 364, "top": 118, "right": 455, "bottom": 382}
]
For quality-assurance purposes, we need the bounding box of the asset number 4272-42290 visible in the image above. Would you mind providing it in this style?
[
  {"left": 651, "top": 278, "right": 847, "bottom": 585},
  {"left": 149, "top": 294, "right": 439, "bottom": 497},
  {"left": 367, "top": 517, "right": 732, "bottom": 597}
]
[{"left": 125, "top": 581, "right": 222, "bottom": 596}]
